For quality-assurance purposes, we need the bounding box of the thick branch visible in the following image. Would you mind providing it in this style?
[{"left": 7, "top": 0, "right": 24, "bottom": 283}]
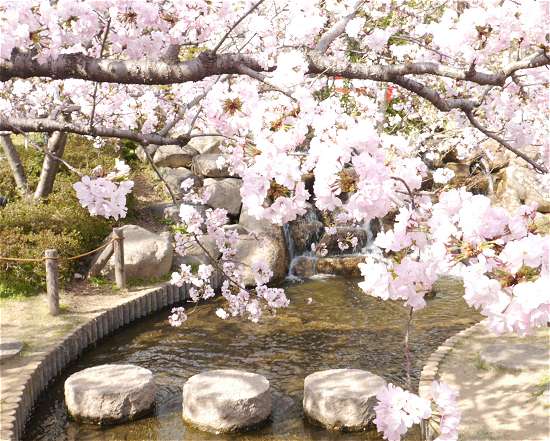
[
  {"left": 306, "top": 49, "right": 550, "bottom": 87},
  {"left": 0, "top": 51, "right": 265, "bottom": 85},
  {"left": 389, "top": 75, "right": 477, "bottom": 112},
  {"left": 0, "top": 116, "right": 190, "bottom": 146},
  {"left": 3, "top": 47, "right": 547, "bottom": 87}
]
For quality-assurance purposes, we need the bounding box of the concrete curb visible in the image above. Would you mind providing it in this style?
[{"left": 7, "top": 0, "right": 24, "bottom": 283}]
[
  {"left": 419, "top": 320, "right": 487, "bottom": 441},
  {"left": 0, "top": 283, "right": 189, "bottom": 441}
]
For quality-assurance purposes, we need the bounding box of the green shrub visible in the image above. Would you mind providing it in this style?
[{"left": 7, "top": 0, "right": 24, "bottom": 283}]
[
  {"left": 0, "top": 193, "right": 112, "bottom": 297},
  {"left": 0, "top": 135, "right": 123, "bottom": 297}
]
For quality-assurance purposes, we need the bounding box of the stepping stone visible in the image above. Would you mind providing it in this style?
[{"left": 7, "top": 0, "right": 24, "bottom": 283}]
[
  {"left": 0, "top": 340, "right": 23, "bottom": 362},
  {"left": 480, "top": 343, "right": 550, "bottom": 371},
  {"left": 303, "top": 368, "right": 386, "bottom": 431},
  {"left": 182, "top": 369, "right": 271, "bottom": 433},
  {"left": 64, "top": 364, "right": 155, "bottom": 424}
]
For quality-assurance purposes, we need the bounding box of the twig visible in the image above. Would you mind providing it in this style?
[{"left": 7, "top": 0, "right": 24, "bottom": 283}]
[
  {"left": 89, "top": 18, "right": 111, "bottom": 132},
  {"left": 391, "top": 176, "right": 416, "bottom": 209},
  {"left": 464, "top": 110, "right": 548, "bottom": 174},
  {"left": 211, "top": 0, "right": 266, "bottom": 54},
  {"left": 236, "top": 64, "right": 296, "bottom": 100},
  {"left": 142, "top": 144, "right": 178, "bottom": 204},
  {"left": 191, "top": 233, "right": 247, "bottom": 291}
]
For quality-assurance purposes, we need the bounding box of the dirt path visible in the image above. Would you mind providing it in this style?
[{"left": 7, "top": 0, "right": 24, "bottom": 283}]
[{"left": 437, "top": 324, "right": 550, "bottom": 441}]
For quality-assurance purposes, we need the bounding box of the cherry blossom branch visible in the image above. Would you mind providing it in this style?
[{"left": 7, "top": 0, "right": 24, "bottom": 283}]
[
  {"left": 236, "top": 64, "right": 296, "bottom": 99},
  {"left": 464, "top": 110, "right": 548, "bottom": 174},
  {"left": 211, "top": 0, "right": 266, "bottom": 54},
  {"left": 4, "top": 122, "right": 82, "bottom": 176},
  {"left": 89, "top": 18, "right": 111, "bottom": 132},
  {"left": 190, "top": 233, "right": 245, "bottom": 291},
  {"left": 316, "top": 1, "right": 365, "bottom": 54},
  {"left": 391, "top": 176, "right": 416, "bottom": 209},
  {"left": 0, "top": 116, "right": 190, "bottom": 146}
]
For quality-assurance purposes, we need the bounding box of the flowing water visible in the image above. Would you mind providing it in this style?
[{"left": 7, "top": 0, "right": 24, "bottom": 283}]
[{"left": 24, "top": 277, "right": 479, "bottom": 441}]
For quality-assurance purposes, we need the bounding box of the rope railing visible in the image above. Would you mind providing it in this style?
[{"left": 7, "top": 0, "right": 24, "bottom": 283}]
[
  {"left": 0, "top": 239, "right": 113, "bottom": 262},
  {"left": 0, "top": 228, "right": 126, "bottom": 316}
]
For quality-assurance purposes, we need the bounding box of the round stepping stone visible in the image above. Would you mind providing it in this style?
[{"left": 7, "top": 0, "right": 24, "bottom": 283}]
[
  {"left": 303, "top": 369, "right": 386, "bottom": 431},
  {"left": 479, "top": 343, "right": 550, "bottom": 371},
  {"left": 64, "top": 364, "right": 155, "bottom": 424},
  {"left": 0, "top": 340, "right": 23, "bottom": 362},
  {"left": 182, "top": 369, "right": 271, "bottom": 433}
]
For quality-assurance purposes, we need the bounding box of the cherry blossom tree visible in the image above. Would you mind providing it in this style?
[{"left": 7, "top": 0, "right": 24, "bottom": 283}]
[{"left": 1, "top": 1, "right": 549, "bottom": 439}]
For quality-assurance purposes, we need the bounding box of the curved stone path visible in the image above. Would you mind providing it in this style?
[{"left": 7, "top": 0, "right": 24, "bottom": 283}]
[{"left": 421, "top": 320, "right": 549, "bottom": 441}]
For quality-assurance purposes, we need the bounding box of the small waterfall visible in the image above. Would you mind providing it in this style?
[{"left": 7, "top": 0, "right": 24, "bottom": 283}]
[
  {"left": 361, "top": 218, "right": 378, "bottom": 254},
  {"left": 283, "top": 207, "right": 322, "bottom": 280},
  {"left": 282, "top": 223, "right": 295, "bottom": 262},
  {"left": 284, "top": 211, "right": 384, "bottom": 280}
]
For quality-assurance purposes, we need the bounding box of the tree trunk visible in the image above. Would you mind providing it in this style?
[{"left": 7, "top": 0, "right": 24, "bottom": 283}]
[
  {"left": 34, "top": 131, "right": 68, "bottom": 200},
  {"left": 0, "top": 134, "right": 29, "bottom": 195}
]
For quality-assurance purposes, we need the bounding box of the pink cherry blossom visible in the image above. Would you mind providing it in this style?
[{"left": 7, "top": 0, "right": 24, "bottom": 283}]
[{"left": 374, "top": 383, "right": 432, "bottom": 441}]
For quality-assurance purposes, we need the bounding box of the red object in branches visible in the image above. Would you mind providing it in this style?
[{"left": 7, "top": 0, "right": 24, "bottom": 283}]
[{"left": 386, "top": 85, "right": 395, "bottom": 103}]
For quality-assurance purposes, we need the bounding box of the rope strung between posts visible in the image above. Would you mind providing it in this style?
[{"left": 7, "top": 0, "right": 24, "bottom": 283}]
[{"left": 0, "top": 239, "right": 114, "bottom": 262}]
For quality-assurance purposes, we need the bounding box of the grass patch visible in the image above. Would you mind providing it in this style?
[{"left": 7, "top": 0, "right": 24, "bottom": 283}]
[
  {"left": 89, "top": 276, "right": 112, "bottom": 288},
  {"left": 126, "top": 274, "right": 171, "bottom": 288}
]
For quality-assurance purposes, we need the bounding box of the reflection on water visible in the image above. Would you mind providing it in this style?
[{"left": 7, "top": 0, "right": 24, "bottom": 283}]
[{"left": 24, "top": 277, "right": 479, "bottom": 441}]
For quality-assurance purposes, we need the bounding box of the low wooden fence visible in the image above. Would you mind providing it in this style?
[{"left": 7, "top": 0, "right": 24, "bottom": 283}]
[{"left": 0, "top": 227, "right": 126, "bottom": 316}]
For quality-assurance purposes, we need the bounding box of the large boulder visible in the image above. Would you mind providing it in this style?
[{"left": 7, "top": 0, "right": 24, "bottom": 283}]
[
  {"left": 494, "top": 164, "right": 550, "bottom": 213},
  {"left": 153, "top": 144, "right": 198, "bottom": 168},
  {"left": 187, "top": 136, "right": 224, "bottom": 154},
  {"left": 102, "top": 225, "right": 173, "bottom": 280},
  {"left": 233, "top": 233, "right": 288, "bottom": 286},
  {"left": 192, "top": 153, "right": 235, "bottom": 178},
  {"left": 173, "top": 234, "right": 220, "bottom": 267},
  {"left": 238, "top": 208, "right": 279, "bottom": 235},
  {"left": 158, "top": 167, "right": 200, "bottom": 199},
  {"left": 203, "top": 178, "right": 242, "bottom": 217},
  {"left": 303, "top": 369, "right": 386, "bottom": 431},
  {"left": 64, "top": 364, "right": 155, "bottom": 424},
  {"left": 135, "top": 144, "right": 156, "bottom": 162},
  {"left": 182, "top": 369, "right": 271, "bottom": 433},
  {"left": 148, "top": 202, "right": 180, "bottom": 223}
]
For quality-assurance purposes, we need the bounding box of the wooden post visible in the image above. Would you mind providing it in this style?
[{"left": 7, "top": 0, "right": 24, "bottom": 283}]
[
  {"left": 113, "top": 228, "right": 126, "bottom": 289},
  {"left": 45, "top": 249, "right": 60, "bottom": 316}
]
